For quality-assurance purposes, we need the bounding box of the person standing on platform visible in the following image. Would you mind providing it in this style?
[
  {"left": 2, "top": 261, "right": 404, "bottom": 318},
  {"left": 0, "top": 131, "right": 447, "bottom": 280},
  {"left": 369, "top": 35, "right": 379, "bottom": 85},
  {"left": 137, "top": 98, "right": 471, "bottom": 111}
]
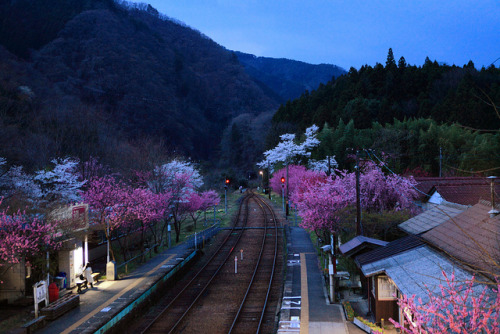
[{"left": 83, "top": 262, "right": 94, "bottom": 288}]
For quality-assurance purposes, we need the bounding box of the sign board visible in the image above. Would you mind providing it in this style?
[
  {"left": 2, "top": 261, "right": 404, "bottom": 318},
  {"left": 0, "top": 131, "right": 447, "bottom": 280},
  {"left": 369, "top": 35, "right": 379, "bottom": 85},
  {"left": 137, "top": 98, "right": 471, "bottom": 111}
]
[
  {"left": 50, "top": 203, "right": 89, "bottom": 232},
  {"left": 33, "top": 281, "right": 48, "bottom": 318},
  {"left": 72, "top": 205, "right": 88, "bottom": 230}
]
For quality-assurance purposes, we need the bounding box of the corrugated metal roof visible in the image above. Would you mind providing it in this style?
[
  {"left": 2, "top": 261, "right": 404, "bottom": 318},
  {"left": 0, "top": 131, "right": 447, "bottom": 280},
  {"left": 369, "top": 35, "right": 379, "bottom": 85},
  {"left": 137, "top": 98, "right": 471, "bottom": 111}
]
[
  {"left": 421, "top": 201, "right": 500, "bottom": 278},
  {"left": 359, "top": 246, "right": 486, "bottom": 305},
  {"left": 355, "top": 235, "right": 424, "bottom": 266},
  {"left": 339, "top": 235, "right": 388, "bottom": 257},
  {"left": 399, "top": 201, "right": 469, "bottom": 235}
]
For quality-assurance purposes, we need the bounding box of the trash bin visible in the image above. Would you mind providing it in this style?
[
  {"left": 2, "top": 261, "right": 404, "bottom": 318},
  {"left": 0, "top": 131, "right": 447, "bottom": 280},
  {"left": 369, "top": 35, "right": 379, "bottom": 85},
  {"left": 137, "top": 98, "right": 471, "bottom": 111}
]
[
  {"left": 49, "top": 282, "right": 59, "bottom": 303},
  {"left": 54, "top": 276, "right": 64, "bottom": 290},
  {"left": 57, "top": 272, "right": 67, "bottom": 289}
]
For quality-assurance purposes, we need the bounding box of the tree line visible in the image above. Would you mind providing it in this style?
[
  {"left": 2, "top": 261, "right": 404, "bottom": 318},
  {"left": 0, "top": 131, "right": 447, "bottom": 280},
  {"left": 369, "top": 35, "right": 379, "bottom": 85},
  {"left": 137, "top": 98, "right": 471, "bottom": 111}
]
[{"left": 269, "top": 49, "right": 500, "bottom": 175}]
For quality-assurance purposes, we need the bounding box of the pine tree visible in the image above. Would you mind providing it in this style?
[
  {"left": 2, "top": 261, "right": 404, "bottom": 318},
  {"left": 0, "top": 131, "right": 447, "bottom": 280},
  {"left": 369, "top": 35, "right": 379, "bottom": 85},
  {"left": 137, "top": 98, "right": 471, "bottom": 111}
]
[{"left": 386, "top": 48, "right": 396, "bottom": 69}]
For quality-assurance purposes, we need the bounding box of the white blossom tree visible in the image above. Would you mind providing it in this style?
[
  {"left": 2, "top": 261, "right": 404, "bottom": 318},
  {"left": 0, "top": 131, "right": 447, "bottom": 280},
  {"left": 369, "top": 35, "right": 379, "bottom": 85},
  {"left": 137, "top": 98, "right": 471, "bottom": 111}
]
[
  {"left": 257, "top": 125, "right": 321, "bottom": 215},
  {"left": 257, "top": 124, "right": 320, "bottom": 171},
  {"left": 34, "top": 157, "right": 86, "bottom": 205},
  {"left": 308, "top": 156, "right": 339, "bottom": 173},
  {"left": 0, "top": 158, "right": 42, "bottom": 205}
]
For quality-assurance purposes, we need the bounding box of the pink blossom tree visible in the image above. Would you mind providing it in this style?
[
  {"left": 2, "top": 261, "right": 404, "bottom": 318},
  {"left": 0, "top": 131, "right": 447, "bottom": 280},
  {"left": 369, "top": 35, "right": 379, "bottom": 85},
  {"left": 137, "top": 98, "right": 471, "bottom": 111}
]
[
  {"left": 81, "top": 175, "right": 130, "bottom": 262},
  {"left": 269, "top": 165, "right": 326, "bottom": 196},
  {"left": 0, "top": 203, "right": 60, "bottom": 283},
  {"left": 374, "top": 271, "right": 500, "bottom": 334},
  {"left": 184, "top": 190, "right": 219, "bottom": 231},
  {"left": 150, "top": 159, "right": 204, "bottom": 243}
]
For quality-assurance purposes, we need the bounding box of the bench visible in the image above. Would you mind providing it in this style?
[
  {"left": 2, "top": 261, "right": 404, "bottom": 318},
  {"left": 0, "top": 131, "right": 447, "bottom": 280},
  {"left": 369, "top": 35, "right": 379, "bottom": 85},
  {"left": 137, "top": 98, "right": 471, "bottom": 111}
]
[
  {"left": 91, "top": 272, "right": 100, "bottom": 283},
  {"left": 22, "top": 315, "right": 46, "bottom": 333},
  {"left": 40, "top": 293, "right": 80, "bottom": 320},
  {"left": 75, "top": 278, "right": 88, "bottom": 293}
]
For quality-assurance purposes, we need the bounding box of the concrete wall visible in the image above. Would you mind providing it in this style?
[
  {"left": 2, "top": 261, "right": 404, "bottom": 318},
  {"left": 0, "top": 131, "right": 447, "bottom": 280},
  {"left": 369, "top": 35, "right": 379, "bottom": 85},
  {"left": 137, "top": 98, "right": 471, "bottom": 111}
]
[{"left": 0, "top": 263, "right": 26, "bottom": 303}]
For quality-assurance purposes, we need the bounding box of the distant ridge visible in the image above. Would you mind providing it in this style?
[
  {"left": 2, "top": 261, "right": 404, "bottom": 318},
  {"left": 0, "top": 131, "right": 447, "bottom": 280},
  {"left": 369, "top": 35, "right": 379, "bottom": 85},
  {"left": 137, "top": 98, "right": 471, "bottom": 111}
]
[{"left": 235, "top": 51, "right": 346, "bottom": 102}]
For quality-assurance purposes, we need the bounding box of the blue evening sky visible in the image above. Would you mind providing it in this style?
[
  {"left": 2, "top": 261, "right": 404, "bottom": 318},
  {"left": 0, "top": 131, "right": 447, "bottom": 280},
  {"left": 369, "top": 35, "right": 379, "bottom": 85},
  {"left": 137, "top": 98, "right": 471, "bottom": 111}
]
[{"left": 131, "top": 0, "right": 500, "bottom": 70}]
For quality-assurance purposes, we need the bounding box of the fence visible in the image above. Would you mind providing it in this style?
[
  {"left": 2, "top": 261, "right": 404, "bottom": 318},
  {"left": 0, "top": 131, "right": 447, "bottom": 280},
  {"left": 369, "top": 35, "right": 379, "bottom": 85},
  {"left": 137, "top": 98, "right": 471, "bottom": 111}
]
[{"left": 116, "top": 220, "right": 221, "bottom": 275}]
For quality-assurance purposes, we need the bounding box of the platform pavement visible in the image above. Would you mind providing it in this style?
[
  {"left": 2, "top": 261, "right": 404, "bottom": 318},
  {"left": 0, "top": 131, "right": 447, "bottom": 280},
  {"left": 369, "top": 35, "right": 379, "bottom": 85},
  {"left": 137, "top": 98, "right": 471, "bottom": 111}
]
[
  {"left": 278, "top": 224, "right": 366, "bottom": 334},
  {"left": 36, "top": 239, "right": 197, "bottom": 334},
  {"left": 34, "top": 220, "right": 367, "bottom": 334}
]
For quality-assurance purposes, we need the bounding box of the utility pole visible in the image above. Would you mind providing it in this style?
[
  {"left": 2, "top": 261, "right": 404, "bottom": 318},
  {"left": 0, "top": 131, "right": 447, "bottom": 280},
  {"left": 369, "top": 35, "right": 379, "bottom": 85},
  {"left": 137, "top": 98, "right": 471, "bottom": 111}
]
[
  {"left": 439, "top": 147, "right": 442, "bottom": 177},
  {"left": 355, "top": 150, "right": 362, "bottom": 235},
  {"left": 286, "top": 164, "right": 289, "bottom": 217},
  {"left": 268, "top": 163, "right": 271, "bottom": 200}
]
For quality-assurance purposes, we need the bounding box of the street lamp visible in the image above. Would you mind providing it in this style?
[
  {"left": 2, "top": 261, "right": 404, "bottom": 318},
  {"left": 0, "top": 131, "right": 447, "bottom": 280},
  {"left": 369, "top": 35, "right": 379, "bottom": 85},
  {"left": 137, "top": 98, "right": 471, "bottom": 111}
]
[{"left": 259, "top": 170, "right": 263, "bottom": 191}]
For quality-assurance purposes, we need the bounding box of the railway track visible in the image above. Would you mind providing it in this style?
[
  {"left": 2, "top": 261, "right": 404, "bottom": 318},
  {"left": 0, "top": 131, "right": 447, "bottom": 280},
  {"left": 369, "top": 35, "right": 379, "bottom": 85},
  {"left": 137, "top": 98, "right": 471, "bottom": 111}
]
[{"left": 130, "top": 190, "right": 283, "bottom": 334}]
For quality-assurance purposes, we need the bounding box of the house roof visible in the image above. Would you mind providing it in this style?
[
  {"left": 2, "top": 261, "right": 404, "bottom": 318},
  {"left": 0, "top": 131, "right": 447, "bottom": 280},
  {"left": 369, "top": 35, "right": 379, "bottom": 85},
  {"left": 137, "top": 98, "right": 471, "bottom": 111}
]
[
  {"left": 413, "top": 177, "right": 497, "bottom": 204},
  {"left": 355, "top": 235, "right": 425, "bottom": 266},
  {"left": 399, "top": 201, "right": 469, "bottom": 235},
  {"left": 339, "top": 236, "right": 388, "bottom": 257},
  {"left": 421, "top": 201, "right": 500, "bottom": 278},
  {"left": 359, "top": 245, "right": 486, "bottom": 305}
]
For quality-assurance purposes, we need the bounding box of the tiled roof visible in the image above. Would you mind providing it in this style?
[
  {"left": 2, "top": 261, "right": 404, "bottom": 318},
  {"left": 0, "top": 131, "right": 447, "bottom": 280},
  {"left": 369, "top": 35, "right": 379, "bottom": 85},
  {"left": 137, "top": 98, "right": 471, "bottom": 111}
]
[
  {"left": 355, "top": 235, "right": 425, "bottom": 266},
  {"left": 430, "top": 183, "right": 500, "bottom": 206},
  {"left": 399, "top": 201, "right": 469, "bottom": 235},
  {"left": 359, "top": 245, "right": 486, "bottom": 305},
  {"left": 339, "top": 236, "right": 388, "bottom": 257},
  {"left": 413, "top": 177, "right": 497, "bottom": 204},
  {"left": 421, "top": 201, "right": 500, "bottom": 278}
]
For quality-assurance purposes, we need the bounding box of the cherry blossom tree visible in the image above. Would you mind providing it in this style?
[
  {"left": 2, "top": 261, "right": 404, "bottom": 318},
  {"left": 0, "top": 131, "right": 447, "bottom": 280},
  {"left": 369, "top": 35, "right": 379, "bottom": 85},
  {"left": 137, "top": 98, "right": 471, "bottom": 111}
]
[
  {"left": 374, "top": 271, "right": 500, "bottom": 334},
  {"left": 341, "top": 160, "right": 418, "bottom": 213},
  {"left": 34, "top": 157, "right": 86, "bottom": 205},
  {"left": 122, "top": 187, "right": 169, "bottom": 256},
  {"left": 149, "top": 159, "right": 204, "bottom": 243},
  {"left": 257, "top": 124, "right": 320, "bottom": 171},
  {"left": 308, "top": 156, "right": 338, "bottom": 174},
  {"left": 269, "top": 165, "right": 326, "bottom": 197},
  {"left": 0, "top": 202, "right": 60, "bottom": 283},
  {"left": 81, "top": 175, "right": 130, "bottom": 261},
  {"left": 0, "top": 158, "right": 42, "bottom": 209},
  {"left": 184, "top": 190, "right": 219, "bottom": 231}
]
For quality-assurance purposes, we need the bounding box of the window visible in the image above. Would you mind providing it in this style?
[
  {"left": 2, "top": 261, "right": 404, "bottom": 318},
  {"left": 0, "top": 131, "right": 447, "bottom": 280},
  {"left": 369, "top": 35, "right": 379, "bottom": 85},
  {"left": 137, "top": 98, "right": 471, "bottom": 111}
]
[{"left": 378, "top": 275, "right": 397, "bottom": 300}]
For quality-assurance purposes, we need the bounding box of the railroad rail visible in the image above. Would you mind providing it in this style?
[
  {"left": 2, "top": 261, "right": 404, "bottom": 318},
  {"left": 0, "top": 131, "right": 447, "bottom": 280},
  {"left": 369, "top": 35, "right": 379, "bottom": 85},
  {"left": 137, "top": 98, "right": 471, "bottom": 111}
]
[
  {"left": 228, "top": 192, "right": 279, "bottom": 333},
  {"left": 131, "top": 191, "right": 283, "bottom": 334}
]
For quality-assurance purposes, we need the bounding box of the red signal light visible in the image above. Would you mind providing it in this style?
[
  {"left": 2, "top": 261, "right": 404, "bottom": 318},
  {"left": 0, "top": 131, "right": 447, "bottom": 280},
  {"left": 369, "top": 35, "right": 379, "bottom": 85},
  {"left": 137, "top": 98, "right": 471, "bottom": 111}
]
[
  {"left": 225, "top": 179, "right": 230, "bottom": 184},
  {"left": 281, "top": 177, "right": 285, "bottom": 184}
]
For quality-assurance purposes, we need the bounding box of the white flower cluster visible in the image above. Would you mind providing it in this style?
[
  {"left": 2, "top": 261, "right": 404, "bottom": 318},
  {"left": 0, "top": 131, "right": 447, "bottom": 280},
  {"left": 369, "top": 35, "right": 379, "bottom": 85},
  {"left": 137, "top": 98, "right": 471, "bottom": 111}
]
[
  {"left": 308, "top": 156, "right": 338, "bottom": 172},
  {"left": 257, "top": 124, "right": 320, "bottom": 171}
]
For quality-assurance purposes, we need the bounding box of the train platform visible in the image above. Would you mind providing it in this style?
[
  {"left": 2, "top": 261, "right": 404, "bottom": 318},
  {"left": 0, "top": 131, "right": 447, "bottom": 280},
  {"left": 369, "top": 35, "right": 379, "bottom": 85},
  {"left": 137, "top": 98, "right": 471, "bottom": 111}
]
[
  {"left": 31, "top": 218, "right": 367, "bottom": 334},
  {"left": 278, "top": 224, "right": 366, "bottom": 334},
  {"left": 36, "top": 240, "right": 198, "bottom": 334}
]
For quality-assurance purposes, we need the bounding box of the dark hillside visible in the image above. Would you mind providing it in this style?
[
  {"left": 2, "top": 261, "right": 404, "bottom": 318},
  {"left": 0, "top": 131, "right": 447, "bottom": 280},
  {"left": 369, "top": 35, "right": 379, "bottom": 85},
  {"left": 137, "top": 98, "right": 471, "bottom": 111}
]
[
  {"left": 0, "top": 0, "right": 117, "bottom": 59},
  {"left": 0, "top": 0, "right": 280, "bottom": 169}
]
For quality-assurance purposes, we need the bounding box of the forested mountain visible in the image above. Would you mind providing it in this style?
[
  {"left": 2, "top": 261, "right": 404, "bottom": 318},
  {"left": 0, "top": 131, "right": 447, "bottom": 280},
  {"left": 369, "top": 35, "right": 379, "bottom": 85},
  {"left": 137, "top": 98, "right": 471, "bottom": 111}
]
[
  {"left": 0, "top": 0, "right": 282, "bottom": 171},
  {"left": 235, "top": 51, "right": 345, "bottom": 102},
  {"left": 270, "top": 50, "right": 500, "bottom": 175}
]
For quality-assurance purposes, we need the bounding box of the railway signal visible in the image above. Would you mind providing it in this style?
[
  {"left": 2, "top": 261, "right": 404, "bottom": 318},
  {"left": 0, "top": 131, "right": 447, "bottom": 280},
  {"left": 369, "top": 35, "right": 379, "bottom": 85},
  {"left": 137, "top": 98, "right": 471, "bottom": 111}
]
[
  {"left": 281, "top": 177, "right": 285, "bottom": 213},
  {"left": 224, "top": 178, "right": 230, "bottom": 213}
]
